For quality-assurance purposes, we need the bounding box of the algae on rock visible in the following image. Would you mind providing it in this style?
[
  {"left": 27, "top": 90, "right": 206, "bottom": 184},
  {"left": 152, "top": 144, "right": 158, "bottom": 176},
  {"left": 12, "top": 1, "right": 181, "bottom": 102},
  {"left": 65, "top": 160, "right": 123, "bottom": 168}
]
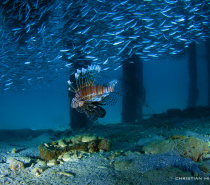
[{"left": 142, "top": 135, "right": 209, "bottom": 162}]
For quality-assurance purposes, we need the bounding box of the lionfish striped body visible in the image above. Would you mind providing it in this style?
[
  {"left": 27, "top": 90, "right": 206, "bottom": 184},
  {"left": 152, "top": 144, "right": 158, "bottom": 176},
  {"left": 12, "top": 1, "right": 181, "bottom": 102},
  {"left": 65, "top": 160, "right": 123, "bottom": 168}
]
[{"left": 68, "top": 65, "right": 118, "bottom": 121}]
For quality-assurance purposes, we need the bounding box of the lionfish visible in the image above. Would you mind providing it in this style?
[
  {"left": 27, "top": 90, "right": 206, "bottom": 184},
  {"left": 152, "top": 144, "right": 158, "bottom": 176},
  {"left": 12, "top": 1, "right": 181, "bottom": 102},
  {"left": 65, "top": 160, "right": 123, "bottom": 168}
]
[{"left": 68, "top": 65, "right": 119, "bottom": 121}]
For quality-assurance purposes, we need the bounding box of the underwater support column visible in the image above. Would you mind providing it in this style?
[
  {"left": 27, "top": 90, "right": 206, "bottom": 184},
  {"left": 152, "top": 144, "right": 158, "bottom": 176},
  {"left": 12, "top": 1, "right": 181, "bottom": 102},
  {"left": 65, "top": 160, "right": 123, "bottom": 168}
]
[
  {"left": 187, "top": 42, "right": 198, "bottom": 108},
  {"left": 206, "top": 38, "right": 210, "bottom": 107},
  {"left": 122, "top": 55, "right": 145, "bottom": 123}
]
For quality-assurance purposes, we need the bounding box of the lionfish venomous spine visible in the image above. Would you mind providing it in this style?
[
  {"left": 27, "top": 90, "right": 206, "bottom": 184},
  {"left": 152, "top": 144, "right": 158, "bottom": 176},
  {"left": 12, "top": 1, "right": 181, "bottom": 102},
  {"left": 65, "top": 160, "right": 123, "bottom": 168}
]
[{"left": 68, "top": 65, "right": 118, "bottom": 121}]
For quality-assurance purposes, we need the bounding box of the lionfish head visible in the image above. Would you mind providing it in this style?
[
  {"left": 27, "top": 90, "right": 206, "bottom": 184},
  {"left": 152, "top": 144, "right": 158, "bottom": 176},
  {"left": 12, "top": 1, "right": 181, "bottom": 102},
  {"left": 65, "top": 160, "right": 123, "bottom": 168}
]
[{"left": 68, "top": 64, "right": 119, "bottom": 121}]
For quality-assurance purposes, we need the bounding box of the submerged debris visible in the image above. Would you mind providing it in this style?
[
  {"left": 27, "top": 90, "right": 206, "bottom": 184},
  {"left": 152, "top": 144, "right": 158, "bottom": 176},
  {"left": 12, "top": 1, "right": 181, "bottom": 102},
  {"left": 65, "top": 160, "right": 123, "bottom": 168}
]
[
  {"left": 55, "top": 171, "right": 75, "bottom": 177},
  {"left": 33, "top": 166, "right": 48, "bottom": 177},
  {"left": 47, "top": 159, "right": 58, "bottom": 167},
  {"left": 38, "top": 134, "right": 110, "bottom": 161},
  {"left": 10, "top": 159, "right": 25, "bottom": 171}
]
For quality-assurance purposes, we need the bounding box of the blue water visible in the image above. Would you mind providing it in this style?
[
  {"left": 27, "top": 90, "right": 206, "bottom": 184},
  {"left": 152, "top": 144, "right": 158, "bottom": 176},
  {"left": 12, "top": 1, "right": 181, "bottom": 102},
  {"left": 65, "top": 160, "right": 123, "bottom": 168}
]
[{"left": 0, "top": 0, "right": 209, "bottom": 129}]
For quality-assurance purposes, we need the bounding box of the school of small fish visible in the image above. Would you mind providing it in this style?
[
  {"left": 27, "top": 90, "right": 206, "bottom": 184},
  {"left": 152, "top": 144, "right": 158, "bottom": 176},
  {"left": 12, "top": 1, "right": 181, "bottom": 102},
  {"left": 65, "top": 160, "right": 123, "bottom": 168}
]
[{"left": 0, "top": 0, "right": 209, "bottom": 92}]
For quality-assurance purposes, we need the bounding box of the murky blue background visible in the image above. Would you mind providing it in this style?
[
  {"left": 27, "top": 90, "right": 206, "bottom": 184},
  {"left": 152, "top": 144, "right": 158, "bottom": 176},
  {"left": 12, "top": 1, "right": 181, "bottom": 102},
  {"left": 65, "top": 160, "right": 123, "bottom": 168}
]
[{"left": 0, "top": 43, "right": 208, "bottom": 129}]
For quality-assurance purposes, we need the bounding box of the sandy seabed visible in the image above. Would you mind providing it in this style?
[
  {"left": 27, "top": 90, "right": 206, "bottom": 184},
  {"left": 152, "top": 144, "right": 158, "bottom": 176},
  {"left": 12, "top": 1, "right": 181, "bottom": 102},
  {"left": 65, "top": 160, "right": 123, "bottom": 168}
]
[{"left": 1, "top": 107, "right": 210, "bottom": 185}]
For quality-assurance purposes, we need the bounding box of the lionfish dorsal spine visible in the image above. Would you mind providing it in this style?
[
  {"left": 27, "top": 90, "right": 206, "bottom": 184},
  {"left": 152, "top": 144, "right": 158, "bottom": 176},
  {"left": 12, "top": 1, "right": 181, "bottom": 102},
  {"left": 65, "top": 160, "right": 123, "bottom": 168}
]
[
  {"left": 67, "top": 80, "right": 76, "bottom": 93},
  {"left": 80, "top": 65, "right": 100, "bottom": 88},
  {"left": 68, "top": 64, "right": 101, "bottom": 93}
]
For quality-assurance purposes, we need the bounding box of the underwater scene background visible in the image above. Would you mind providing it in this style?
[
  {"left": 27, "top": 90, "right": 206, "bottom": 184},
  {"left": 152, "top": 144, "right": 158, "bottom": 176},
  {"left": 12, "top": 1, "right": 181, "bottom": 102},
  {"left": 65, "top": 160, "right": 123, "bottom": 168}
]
[
  {"left": 0, "top": 0, "right": 210, "bottom": 184},
  {"left": 0, "top": 53, "right": 208, "bottom": 129},
  {"left": 0, "top": 0, "right": 209, "bottom": 129}
]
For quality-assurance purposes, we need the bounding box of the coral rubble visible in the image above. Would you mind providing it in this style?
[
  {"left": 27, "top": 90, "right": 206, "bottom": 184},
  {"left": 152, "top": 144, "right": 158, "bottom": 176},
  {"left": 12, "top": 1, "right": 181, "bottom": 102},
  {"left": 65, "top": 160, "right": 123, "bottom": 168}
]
[
  {"left": 38, "top": 134, "right": 110, "bottom": 161},
  {"left": 10, "top": 159, "right": 25, "bottom": 171}
]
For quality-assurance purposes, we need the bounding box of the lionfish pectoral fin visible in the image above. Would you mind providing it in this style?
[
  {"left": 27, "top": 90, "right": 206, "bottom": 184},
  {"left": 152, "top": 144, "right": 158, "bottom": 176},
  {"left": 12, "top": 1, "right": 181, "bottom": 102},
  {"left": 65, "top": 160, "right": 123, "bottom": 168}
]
[
  {"left": 103, "top": 93, "right": 118, "bottom": 106},
  {"left": 97, "top": 106, "right": 106, "bottom": 118},
  {"left": 83, "top": 104, "right": 106, "bottom": 121},
  {"left": 84, "top": 110, "right": 98, "bottom": 121},
  {"left": 75, "top": 107, "right": 84, "bottom": 113}
]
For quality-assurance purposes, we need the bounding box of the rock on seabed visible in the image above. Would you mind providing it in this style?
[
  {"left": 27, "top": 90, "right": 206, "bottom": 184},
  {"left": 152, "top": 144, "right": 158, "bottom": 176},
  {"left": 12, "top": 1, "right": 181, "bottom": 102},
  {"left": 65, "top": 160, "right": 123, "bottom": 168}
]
[{"left": 142, "top": 135, "right": 210, "bottom": 162}]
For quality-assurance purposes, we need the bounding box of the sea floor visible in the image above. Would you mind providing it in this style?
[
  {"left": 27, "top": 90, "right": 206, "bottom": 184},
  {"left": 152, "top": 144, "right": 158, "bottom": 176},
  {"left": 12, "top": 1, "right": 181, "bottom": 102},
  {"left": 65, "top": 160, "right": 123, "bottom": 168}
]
[{"left": 1, "top": 107, "right": 210, "bottom": 185}]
